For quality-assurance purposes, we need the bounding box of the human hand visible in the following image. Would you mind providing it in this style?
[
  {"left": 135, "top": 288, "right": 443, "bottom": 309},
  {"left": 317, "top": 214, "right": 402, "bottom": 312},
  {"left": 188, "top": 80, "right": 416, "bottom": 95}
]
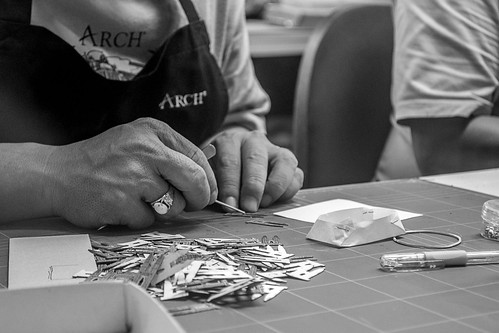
[
  {"left": 48, "top": 118, "right": 217, "bottom": 228},
  {"left": 211, "top": 128, "right": 303, "bottom": 212}
]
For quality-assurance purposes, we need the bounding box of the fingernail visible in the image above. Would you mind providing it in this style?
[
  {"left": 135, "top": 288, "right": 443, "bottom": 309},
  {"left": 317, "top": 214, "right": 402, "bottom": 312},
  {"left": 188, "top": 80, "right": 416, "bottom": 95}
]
[
  {"left": 261, "top": 194, "right": 272, "bottom": 207},
  {"left": 202, "top": 144, "right": 216, "bottom": 160},
  {"left": 226, "top": 196, "right": 238, "bottom": 208},
  {"left": 244, "top": 197, "right": 259, "bottom": 212}
]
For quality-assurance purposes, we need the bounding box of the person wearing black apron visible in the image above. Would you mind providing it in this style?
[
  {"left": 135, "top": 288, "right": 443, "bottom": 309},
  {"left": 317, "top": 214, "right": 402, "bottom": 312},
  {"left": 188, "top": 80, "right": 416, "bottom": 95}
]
[{"left": 0, "top": 0, "right": 303, "bottom": 227}]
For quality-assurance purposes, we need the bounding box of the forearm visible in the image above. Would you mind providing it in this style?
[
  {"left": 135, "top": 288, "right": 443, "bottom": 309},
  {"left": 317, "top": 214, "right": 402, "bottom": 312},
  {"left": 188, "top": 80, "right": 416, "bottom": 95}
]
[
  {"left": 0, "top": 143, "right": 58, "bottom": 222},
  {"left": 411, "top": 116, "right": 499, "bottom": 175}
]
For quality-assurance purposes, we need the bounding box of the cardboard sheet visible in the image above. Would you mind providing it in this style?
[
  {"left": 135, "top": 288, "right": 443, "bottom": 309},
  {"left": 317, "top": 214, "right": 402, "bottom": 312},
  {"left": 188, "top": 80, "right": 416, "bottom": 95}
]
[
  {"left": 8, "top": 234, "right": 97, "bottom": 289},
  {"left": 274, "top": 198, "right": 421, "bottom": 223}
]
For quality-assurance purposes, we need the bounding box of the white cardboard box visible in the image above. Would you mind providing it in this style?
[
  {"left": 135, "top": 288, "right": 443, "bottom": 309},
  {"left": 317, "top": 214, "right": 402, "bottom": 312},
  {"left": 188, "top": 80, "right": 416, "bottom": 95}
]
[{"left": 0, "top": 282, "right": 185, "bottom": 333}]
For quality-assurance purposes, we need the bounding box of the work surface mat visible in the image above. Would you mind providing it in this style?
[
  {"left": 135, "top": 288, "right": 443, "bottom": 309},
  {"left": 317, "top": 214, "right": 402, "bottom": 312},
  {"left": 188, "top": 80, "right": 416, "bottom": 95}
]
[{"left": 2, "top": 179, "right": 499, "bottom": 333}]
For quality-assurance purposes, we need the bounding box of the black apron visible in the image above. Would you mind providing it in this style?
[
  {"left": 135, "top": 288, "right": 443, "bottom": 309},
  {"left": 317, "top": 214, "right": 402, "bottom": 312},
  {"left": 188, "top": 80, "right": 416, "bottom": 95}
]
[{"left": 0, "top": 0, "right": 228, "bottom": 146}]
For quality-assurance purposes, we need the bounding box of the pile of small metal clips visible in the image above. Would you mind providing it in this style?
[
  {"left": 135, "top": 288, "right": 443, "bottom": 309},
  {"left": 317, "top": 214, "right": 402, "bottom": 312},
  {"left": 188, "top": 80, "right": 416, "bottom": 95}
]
[{"left": 76, "top": 232, "right": 325, "bottom": 315}]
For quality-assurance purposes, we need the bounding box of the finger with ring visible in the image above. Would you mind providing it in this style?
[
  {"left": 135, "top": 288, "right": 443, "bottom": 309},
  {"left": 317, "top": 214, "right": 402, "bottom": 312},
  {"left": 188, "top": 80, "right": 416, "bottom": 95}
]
[{"left": 150, "top": 189, "right": 174, "bottom": 215}]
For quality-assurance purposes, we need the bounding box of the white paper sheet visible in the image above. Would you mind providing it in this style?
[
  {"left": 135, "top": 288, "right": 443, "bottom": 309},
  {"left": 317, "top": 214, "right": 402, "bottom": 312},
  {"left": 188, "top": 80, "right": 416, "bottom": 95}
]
[
  {"left": 421, "top": 168, "right": 499, "bottom": 197},
  {"left": 9, "top": 234, "right": 97, "bottom": 289},
  {"left": 274, "top": 199, "right": 421, "bottom": 223}
]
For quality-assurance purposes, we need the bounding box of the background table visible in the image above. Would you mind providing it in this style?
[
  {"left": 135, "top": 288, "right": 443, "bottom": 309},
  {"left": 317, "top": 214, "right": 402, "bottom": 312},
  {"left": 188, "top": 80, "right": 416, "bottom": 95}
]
[{"left": 1, "top": 178, "right": 499, "bottom": 332}]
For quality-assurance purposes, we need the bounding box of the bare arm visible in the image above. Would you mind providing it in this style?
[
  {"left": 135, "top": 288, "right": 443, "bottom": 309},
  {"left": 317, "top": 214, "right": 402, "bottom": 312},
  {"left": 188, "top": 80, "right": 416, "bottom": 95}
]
[
  {"left": 0, "top": 143, "right": 58, "bottom": 221},
  {"left": 410, "top": 115, "right": 499, "bottom": 175}
]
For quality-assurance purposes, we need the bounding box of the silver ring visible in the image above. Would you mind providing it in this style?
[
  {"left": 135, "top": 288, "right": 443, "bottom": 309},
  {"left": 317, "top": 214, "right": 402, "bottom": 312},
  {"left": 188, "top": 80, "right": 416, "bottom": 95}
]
[
  {"left": 150, "top": 189, "right": 174, "bottom": 215},
  {"left": 393, "top": 230, "right": 462, "bottom": 249}
]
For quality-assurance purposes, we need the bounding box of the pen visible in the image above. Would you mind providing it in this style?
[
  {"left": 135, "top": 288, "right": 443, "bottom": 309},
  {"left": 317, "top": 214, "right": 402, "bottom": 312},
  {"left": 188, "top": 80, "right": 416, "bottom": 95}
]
[{"left": 380, "top": 250, "right": 499, "bottom": 272}]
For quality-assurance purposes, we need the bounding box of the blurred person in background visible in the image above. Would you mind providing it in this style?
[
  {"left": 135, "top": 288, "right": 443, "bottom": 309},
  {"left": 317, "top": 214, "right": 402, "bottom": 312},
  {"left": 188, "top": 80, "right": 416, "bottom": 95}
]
[{"left": 377, "top": 0, "right": 499, "bottom": 180}]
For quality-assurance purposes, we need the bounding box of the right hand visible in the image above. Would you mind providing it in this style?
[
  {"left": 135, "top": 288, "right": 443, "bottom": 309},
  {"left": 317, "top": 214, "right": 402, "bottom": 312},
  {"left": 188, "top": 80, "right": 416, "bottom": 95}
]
[{"left": 47, "top": 118, "right": 217, "bottom": 229}]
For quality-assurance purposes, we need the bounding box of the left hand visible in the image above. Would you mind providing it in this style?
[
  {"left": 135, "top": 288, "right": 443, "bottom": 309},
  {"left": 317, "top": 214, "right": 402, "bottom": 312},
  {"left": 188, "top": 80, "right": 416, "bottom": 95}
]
[{"left": 211, "top": 128, "right": 303, "bottom": 212}]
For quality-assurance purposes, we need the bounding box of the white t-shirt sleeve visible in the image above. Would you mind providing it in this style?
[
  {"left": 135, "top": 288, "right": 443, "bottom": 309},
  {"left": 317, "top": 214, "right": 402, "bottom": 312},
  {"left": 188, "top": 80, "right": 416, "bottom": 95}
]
[
  {"left": 392, "top": 0, "right": 499, "bottom": 124},
  {"left": 196, "top": 0, "right": 269, "bottom": 133}
]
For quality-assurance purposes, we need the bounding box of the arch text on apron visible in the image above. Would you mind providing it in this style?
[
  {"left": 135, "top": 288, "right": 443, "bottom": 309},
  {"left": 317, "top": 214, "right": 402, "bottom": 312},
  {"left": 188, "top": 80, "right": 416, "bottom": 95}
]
[{"left": 159, "top": 90, "right": 208, "bottom": 110}]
